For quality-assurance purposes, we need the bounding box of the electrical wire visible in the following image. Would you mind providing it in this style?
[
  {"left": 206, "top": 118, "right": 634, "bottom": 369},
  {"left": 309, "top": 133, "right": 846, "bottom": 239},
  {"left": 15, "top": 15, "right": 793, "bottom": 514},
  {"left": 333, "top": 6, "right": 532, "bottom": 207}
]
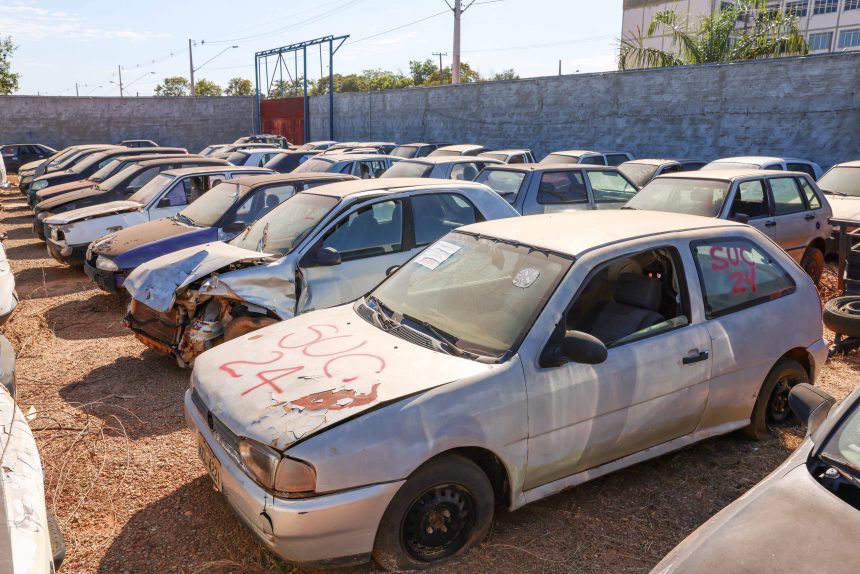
[{"left": 463, "top": 35, "right": 615, "bottom": 53}]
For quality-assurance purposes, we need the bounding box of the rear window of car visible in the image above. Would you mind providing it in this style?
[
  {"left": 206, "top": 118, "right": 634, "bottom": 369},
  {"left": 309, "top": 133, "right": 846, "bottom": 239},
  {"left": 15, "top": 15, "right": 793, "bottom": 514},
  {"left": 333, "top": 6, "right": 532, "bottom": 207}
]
[
  {"left": 293, "top": 157, "right": 336, "bottom": 173},
  {"left": 626, "top": 178, "right": 730, "bottom": 217},
  {"left": 618, "top": 163, "right": 659, "bottom": 189},
  {"left": 473, "top": 169, "right": 526, "bottom": 204},
  {"left": 691, "top": 238, "right": 796, "bottom": 318},
  {"left": 382, "top": 161, "right": 433, "bottom": 178}
]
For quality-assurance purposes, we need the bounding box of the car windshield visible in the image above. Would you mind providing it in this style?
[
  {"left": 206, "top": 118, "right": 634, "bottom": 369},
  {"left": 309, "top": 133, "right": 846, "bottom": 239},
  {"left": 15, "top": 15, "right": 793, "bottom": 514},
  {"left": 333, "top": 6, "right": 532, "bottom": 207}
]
[
  {"left": 618, "top": 163, "right": 659, "bottom": 188},
  {"left": 179, "top": 182, "right": 244, "bottom": 227},
  {"left": 55, "top": 150, "right": 90, "bottom": 170},
  {"left": 820, "top": 400, "right": 860, "bottom": 479},
  {"left": 70, "top": 153, "right": 106, "bottom": 174},
  {"left": 97, "top": 164, "right": 138, "bottom": 191},
  {"left": 47, "top": 149, "right": 78, "bottom": 168},
  {"left": 128, "top": 173, "right": 175, "bottom": 204},
  {"left": 230, "top": 192, "right": 338, "bottom": 254},
  {"left": 818, "top": 167, "right": 860, "bottom": 197},
  {"left": 701, "top": 162, "right": 760, "bottom": 171},
  {"left": 430, "top": 149, "right": 460, "bottom": 157},
  {"left": 293, "top": 157, "right": 336, "bottom": 173},
  {"left": 369, "top": 233, "right": 571, "bottom": 359},
  {"left": 473, "top": 169, "right": 526, "bottom": 203},
  {"left": 226, "top": 151, "right": 250, "bottom": 165},
  {"left": 481, "top": 153, "right": 508, "bottom": 162},
  {"left": 381, "top": 161, "right": 433, "bottom": 178},
  {"left": 90, "top": 158, "right": 123, "bottom": 182},
  {"left": 541, "top": 154, "right": 578, "bottom": 165},
  {"left": 391, "top": 146, "right": 419, "bottom": 158},
  {"left": 625, "top": 178, "right": 730, "bottom": 217},
  {"left": 586, "top": 171, "right": 638, "bottom": 203}
]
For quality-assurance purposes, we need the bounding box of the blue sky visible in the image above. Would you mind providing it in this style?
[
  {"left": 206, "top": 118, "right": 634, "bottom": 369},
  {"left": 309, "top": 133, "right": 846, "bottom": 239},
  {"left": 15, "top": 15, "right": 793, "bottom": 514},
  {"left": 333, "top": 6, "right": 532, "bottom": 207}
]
[{"left": 2, "top": 0, "right": 623, "bottom": 96}]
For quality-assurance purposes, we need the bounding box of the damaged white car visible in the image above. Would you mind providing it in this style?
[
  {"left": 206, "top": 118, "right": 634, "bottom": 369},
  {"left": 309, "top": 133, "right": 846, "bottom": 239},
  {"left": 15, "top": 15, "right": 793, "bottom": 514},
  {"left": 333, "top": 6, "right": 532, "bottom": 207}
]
[
  {"left": 124, "top": 178, "right": 518, "bottom": 366},
  {"left": 0, "top": 241, "right": 17, "bottom": 325},
  {"left": 186, "top": 210, "right": 827, "bottom": 569}
]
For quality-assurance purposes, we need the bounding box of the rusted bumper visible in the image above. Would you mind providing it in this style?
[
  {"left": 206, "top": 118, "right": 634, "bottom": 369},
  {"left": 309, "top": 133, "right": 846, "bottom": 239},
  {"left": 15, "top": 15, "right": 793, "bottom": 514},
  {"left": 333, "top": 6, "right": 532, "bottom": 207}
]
[
  {"left": 125, "top": 299, "right": 184, "bottom": 359},
  {"left": 184, "top": 389, "right": 402, "bottom": 566}
]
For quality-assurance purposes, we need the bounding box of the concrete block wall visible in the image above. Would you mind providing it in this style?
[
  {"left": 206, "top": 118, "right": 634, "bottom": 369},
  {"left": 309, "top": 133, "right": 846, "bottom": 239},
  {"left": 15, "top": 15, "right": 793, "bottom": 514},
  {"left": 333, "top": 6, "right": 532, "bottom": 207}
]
[
  {"left": 0, "top": 96, "right": 256, "bottom": 154},
  {"left": 310, "top": 52, "right": 860, "bottom": 168}
]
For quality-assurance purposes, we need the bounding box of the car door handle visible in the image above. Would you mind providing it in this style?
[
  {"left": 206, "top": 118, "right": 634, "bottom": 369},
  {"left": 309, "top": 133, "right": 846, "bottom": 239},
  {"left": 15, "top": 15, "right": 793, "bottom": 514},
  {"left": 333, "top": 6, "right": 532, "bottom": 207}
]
[
  {"left": 765, "top": 221, "right": 777, "bottom": 227},
  {"left": 805, "top": 214, "right": 815, "bottom": 221},
  {"left": 682, "top": 350, "right": 709, "bottom": 365}
]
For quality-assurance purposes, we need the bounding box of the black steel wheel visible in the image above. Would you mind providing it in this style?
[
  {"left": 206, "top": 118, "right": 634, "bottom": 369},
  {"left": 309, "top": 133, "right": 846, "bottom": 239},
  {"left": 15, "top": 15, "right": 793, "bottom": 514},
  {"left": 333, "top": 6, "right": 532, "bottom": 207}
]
[
  {"left": 402, "top": 484, "right": 476, "bottom": 562},
  {"left": 744, "top": 357, "right": 809, "bottom": 440}
]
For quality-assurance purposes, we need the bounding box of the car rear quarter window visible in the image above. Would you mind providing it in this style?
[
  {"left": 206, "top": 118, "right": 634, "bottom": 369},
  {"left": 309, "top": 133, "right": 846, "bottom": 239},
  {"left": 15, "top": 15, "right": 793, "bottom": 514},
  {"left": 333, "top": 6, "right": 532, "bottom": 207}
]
[
  {"left": 473, "top": 169, "right": 526, "bottom": 204},
  {"left": 786, "top": 162, "right": 816, "bottom": 179},
  {"left": 412, "top": 193, "right": 478, "bottom": 246},
  {"left": 605, "top": 154, "right": 629, "bottom": 166},
  {"left": 537, "top": 171, "right": 588, "bottom": 205},
  {"left": 691, "top": 238, "right": 796, "bottom": 319},
  {"left": 798, "top": 178, "right": 822, "bottom": 209}
]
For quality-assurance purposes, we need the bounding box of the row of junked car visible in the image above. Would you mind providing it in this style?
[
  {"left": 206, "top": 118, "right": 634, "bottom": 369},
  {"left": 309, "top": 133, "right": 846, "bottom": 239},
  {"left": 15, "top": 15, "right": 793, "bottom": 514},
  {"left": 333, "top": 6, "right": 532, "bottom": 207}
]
[{"left": 3, "top": 135, "right": 860, "bottom": 572}]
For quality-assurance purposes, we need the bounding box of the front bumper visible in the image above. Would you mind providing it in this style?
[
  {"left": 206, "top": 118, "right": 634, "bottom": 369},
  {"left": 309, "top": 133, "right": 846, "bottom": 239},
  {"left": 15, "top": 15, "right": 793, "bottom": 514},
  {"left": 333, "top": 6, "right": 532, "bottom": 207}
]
[
  {"left": 46, "top": 239, "right": 87, "bottom": 266},
  {"left": 32, "top": 218, "right": 48, "bottom": 240},
  {"left": 184, "top": 389, "right": 402, "bottom": 566},
  {"left": 84, "top": 260, "right": 124, "bottom": 293}
]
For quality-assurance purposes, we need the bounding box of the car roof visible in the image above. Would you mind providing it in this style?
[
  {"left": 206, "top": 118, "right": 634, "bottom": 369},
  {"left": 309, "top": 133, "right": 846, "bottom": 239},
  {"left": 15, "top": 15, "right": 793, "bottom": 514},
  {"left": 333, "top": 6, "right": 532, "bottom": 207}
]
[
  {"left": 397, "top": 142, "right": 432, "bottom": 147},
  {"left": 136, "top": 157, "right": 225, "bottom": 167},
  {"left": 658, "top": 168, "right": 806, "bottom": 181},
  {"left": 319, "top": 153, "right": 395, "bottom": 162},
  {"left": 622, "top": 158, "right": 680, "bottom": 167},
  {"left": 459, "top": 210, "right": 745, "bottom": 256},
  {"left": 709, "top": 156, "right": 785, "bottom": 164},
  {"left": 435, "top": 144, "right": 484, "bottom": 151},
  {"left": 548, "top": 150, "right": 600, "bottom": 157},
  {"left": 833, "top": 160, "right": 860, "bottom": 168},
  {"left": 230, "top": 147, "right": 278, "bottom": 153},
  {"left": 160, "top": 166, "right": 267, "bottom": 177},
  {"left": 229, "top": 172, "right": 357, "bottom": 187},
  {"left": 399, "top": 156, "right": 501, "bottom": 165},
  {"left": 480, "top": 149, "right": 530, "bottom": 155},
  {"left": 483, "top": 163, "right": 618, "bottom": 173},
  {"left": 113, "top": 153, "right": 190, "bottom": 163},
  {"left": 304, "top": 177, "right": 489, "bottom": 199}
]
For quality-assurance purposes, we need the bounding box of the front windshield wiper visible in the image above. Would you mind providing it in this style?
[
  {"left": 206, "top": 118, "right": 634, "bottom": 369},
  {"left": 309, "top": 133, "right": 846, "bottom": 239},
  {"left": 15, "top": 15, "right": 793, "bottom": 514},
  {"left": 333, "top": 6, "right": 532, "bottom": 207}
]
[
  {"left": 819, "top": 452, "right": 860, "bottom": 486},
  {"left": 174, "top": 213, "right": 196, "bottom": 226},
  {"left": 823, "top": 189, "right": 848, "bottom": 197},
  {"left": 257, "top": 221, "right": 270, "bottom": 252},
  {"left": 401, "top": 313, "right": 467, "bottom": 358},
  {"left": 620, "top": 206, "right": 636, "bottom": 210}
]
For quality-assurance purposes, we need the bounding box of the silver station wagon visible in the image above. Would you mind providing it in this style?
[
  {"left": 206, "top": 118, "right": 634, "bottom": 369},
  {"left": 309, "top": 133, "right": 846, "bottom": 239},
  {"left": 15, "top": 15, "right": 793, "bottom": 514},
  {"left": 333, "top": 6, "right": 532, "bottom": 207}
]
[{"left": 186, "top": 210, "right": 827, "bottom": 570}]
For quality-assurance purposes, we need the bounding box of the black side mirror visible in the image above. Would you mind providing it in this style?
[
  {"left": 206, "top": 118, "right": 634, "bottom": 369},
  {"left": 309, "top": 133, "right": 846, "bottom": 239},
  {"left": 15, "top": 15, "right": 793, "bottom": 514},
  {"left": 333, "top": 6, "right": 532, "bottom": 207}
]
[
  {"left": 223, "top": 221, "right": 246, "bottom": 234},
  {"left": 542, "top": 330, "right": 608, "bottom": 367},
  {"left": 314, "top": 246, "right": 341, "bottom": 267},
  {"left": 789, "top": 383, "right": 835, "bottom": 437},
  {"left": 732, "top": 213, "right": 750, "bottom": 224}
]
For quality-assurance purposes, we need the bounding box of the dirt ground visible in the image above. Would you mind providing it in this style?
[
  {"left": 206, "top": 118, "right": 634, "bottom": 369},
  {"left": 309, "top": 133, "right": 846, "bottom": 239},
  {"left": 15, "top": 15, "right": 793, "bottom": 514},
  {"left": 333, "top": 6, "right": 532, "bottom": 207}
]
[{"left": 2, "top": 179, "right": 858, "bottom": 574}]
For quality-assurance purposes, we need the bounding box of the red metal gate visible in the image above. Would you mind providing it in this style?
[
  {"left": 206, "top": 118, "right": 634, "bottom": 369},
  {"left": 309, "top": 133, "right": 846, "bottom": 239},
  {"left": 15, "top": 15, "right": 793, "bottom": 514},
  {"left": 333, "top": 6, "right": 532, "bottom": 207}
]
[{"left": 260, "top": 97, "right": 305, "bottom": 145}]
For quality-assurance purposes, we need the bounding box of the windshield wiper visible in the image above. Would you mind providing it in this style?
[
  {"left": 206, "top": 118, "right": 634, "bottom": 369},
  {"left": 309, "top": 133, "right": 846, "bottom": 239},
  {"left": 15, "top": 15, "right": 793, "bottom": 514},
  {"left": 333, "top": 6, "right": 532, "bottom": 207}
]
[
  {"left": 401, "top": 313, "right": 466, "bottom": 358},
  {"left": 620, "top": 206, "right": 636, "bottom": 210},
  {"left": 175, "top": 213, "right": 195, "bottom": 226},
  {"left": 819, "top": 453, "right": 860, "bottom": 486},
  {"left": 823, "top": 189, "right": 848, "bottom": 197},
  {"left": 257, "top": 221, "right": 270, "bottom": 252}
]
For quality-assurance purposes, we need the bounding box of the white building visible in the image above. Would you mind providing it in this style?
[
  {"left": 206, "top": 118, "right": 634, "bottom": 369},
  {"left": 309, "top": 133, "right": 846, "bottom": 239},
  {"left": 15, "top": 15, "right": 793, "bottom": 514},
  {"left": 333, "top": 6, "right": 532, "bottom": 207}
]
[{"left": 622, "top": 0, "right": 860, "bottom": 54}]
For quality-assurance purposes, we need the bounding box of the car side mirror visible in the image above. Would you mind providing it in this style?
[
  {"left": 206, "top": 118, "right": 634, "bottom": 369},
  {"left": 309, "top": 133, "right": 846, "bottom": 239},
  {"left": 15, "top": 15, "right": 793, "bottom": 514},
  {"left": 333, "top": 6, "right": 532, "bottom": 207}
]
[
  {"left": 314, "top": 246, "right": 341, "bottom": 267},
  {"left": 732, "top": 213, "right": 750, "bottom": 224},
  {"left": 223, "top": 221, "right": 246, "bottom": 234},
  {"left": 789, "top": 383, "right": 835, "bottom": 437},
  {"left": 386, "top": 265, "right": 400, "bottom": 277},
  {"left": 157, "top": 197, "right": 172, "bottom": 208},
  {"left": 542, "top": 330, "right": 608, "bottom": 367}
]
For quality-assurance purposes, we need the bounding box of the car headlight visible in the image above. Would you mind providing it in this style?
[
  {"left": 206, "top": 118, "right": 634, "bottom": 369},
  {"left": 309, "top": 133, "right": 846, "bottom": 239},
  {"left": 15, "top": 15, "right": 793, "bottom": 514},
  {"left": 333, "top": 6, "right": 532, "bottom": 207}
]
[
  {"left": 239, "top": 438, "right": 316, "bottom": 494},
  {"left": 95, "top": 255, "right": 119, "bottom": 271},
  {"left": 36, "top": 211, "right": 49, "bottom": 221},
  {"left": 31, "top": 180, "right": 48, "bottom": 191}
]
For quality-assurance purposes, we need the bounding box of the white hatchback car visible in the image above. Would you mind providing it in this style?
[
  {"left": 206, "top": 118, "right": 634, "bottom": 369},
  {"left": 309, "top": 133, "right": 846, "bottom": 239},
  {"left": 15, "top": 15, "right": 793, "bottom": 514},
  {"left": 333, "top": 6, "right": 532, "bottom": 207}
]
[{"left": 186, "top": 210, "right": 827, "bottom": 570}]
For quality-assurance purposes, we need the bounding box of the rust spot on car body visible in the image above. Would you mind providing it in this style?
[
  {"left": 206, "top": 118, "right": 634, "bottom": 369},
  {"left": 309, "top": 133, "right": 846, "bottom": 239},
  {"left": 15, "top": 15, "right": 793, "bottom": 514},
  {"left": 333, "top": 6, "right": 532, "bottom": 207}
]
[{"left": 291, "top": 384, "right": 381, "bottom": 411}]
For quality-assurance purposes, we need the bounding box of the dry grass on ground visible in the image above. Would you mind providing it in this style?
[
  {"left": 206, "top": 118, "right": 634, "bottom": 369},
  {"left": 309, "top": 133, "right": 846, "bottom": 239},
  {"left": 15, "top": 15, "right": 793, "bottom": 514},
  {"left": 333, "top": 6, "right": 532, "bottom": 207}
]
[{"left": 1, "top": 181, "right": 858, "bottom": 574}]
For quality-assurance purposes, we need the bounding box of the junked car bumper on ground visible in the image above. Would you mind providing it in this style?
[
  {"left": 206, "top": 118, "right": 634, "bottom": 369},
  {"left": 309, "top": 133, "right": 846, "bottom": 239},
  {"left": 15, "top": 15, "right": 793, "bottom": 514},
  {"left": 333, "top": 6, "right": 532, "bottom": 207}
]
[{"left": 184, "top": 389, "right": 403, "bottom": 566}]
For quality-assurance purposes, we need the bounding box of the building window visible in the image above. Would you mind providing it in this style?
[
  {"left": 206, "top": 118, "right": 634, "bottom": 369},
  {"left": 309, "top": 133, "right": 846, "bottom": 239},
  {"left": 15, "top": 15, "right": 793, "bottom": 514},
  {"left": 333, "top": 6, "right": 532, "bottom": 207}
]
[
  {"left": 839, "top": 28, "right": 860, "bottom": 48},
  {"left": 813, "top": 0, "right": 838, "bottom": 15},
  {"left": 785, "top": 0, "right": 809, "bottom": 17},
  {"left": 809, "top": 31, "right": 833, "bottom": 50},
  {"left": 846, "top": 0, "right": 860, "bottom": 10}
]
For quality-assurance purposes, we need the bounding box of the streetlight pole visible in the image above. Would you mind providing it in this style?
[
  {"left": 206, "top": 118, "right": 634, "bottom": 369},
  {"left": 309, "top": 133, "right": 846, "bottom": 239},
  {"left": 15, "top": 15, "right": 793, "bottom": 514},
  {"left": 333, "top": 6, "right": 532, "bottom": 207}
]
[
  {"left": 117, "top": 65, "right": 124, "bottom": 96},
  {"left": 189, "top": 38, "right": 195, "bottom": 96},
  {"left": 432, "top": 52, "right": 447, "bottom": 85},
  {"left": 190, "top": 44, "right": 239, "bottom": 96}
]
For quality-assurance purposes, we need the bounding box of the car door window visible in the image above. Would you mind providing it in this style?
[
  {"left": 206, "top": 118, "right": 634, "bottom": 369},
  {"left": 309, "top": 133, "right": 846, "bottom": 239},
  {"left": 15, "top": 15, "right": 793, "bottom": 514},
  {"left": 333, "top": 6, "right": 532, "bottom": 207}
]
[
  {"left": 786, "top": 162, "right": 815, "bottom": 179},
  {"left": 770, "top": 177, "right": 806, "bottom": 216},
  {"left": 126, "top": 167, "right": 159, "bottom": 193},
  {"left": 163, "top": 179, "right": 192, "bottom": 207},
  {"left": 235, "top": 183, "right": 297, "bottom": 224},
  {"left": 729, "top": 180, "right": 770, "bottom": 219},
  {"left": 605, "top": 154, "right": 629, "bottom": 166},
  {"left": 322, "top": 200, "right": 403, "bottom": 261},
  {"left": 586, "top": 170, "right": 638, "bottom": 205},
  {"left": 450, "top": 162, "right": 480, "bottom": 181},
  {"left": 537, "top": 171, "right": 588, "bottom": 205},
  {"left": 579, "top": 156, "right": 604, "bottom": 165},
  {"left": 565, "top": 247, "right": 689, "bottom": 347},
  {"left": 412, "top": 194, "right": 478, "bottom": 246},
  {"left": 798, "top": 178, "right": 822, "bottom": 209},
  {"left": 508, "top": 154, "right": 526, "bottom": 164},
  {"left": 691, "top": 238, "right": 795, "bottom": 318}
]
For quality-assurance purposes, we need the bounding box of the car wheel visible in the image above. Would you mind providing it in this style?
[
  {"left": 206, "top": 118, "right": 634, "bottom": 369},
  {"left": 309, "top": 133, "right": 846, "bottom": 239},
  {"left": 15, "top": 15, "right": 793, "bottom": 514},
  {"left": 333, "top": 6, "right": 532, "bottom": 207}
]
[
  {"left": 823, "top": 296, "right": 860, "bottom": 338},
  {"left": 372, "top": 453, "right": 495, "bottom": 571},
  {"left": 800, "top": 246, "right": 824, "bottom": 285},
  {"left": 744, "top": 357, "right": 809, "bottom": 440}
]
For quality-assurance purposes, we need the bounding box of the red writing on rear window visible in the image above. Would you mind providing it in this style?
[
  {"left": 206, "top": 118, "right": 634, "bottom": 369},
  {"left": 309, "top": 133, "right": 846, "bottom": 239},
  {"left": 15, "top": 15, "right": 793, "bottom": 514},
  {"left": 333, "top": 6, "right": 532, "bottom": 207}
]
[{"left": 709, "top": 246, "right": 756, "bottom": 294}]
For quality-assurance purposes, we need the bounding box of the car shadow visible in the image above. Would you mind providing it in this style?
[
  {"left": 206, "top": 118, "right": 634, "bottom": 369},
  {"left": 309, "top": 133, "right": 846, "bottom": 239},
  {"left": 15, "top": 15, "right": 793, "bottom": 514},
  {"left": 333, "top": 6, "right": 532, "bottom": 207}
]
[
  {"left": 1, "top": 226, "right": 38, "bottom": 241},
  {"left": 59, "top": 351, "right": 190, "bottom": 440},
  {"left": 0, "top": 213, "right": 34, "bottom": 224},
  {"left": 14, "top": 265, "right": 92, "bottom": 300},
  {"left": 2, "top": 241, "right": 51, "bottom": 260},
  {"left": 43, "top": 291, "right": 128, "bottom": 339}
]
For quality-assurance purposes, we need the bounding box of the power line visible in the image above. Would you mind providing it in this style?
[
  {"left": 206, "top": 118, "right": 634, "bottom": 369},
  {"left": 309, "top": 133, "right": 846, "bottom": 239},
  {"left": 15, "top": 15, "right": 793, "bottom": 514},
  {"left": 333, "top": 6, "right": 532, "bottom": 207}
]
[
  {"left": 463, "top": 35, "right": 615, "bottom": 54},
  {"left": 349, "top": 9, "right": 450, "bottom": 44}
]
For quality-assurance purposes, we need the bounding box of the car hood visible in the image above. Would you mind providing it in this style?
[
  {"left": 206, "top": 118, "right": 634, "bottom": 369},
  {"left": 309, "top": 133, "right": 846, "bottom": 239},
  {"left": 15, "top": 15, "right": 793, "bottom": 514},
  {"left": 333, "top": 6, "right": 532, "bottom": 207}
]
[
  {"left": 124, "top": 241, "right": 272, "bottom": 311},
  {"left": 44, "top": 200, "right": 142, "bottom": 225},
  {"left": 652, "top": 448, "right": 860, "bottom": 574},
  {"left": 93, "top": 217, "right": 215, "bottom": 262},
  {"left": 36, "top": 187, "right": 107, "bottom": 212},
  {"left": 19, "top": 159, "right": 43, "bottom": 172},
  {"left": 191, "top": 304, "right": 494, "bottom": 450},
  {"left": 34, "top": 170, "right": 79, "bottom": 185},
  {"left": 827, "top": 195, "right": 860, "bottom": 222},
  {"left": 36, "top": 178, "right": 94, "bottom": 197}
]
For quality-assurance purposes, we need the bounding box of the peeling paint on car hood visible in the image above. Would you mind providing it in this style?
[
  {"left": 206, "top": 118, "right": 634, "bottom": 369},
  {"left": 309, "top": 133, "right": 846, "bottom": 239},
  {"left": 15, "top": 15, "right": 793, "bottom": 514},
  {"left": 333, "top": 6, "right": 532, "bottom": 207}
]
[
  {"left": 124, "top": 241, "right": 272, "bottom": 312},
  {"left": 191, "top": 304, "right": 494, "bottom": 450},
  {"left": 44, "top": 200, "right": 142, "bottom": 225}
]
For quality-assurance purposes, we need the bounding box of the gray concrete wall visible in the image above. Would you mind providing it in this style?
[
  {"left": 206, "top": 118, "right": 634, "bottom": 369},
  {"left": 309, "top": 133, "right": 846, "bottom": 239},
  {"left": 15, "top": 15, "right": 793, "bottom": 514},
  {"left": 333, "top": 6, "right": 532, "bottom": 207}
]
[
  {"left": 310, "top": 52, "right": 860, "bottom": 168},
  {"left": 0, "top": 96, "right": 256, "bottom": 154}
]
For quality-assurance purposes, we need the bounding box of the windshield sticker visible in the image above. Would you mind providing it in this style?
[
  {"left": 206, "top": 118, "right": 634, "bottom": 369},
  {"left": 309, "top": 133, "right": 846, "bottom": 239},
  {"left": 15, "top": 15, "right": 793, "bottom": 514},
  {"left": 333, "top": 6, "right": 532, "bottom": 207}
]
[
  {"left": 415, "top": 241, "right": 461, "bottom": 270},
  {"left": 709, "top": 246, "right": 756, "bottom": 294},
  {"left": 513, "top": 267, "right": 540, "bottom": 288}
]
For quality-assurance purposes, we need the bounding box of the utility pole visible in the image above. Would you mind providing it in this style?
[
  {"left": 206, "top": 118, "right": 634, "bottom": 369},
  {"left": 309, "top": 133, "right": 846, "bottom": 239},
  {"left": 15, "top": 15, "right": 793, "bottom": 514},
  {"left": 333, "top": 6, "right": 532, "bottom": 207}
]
[
  {"left": 117, "top": 65, "right": 124, "bottom": 97},
  {"left": 558, "top": 60, "right": 562, "bottom": 76},
  {"left": 446, "top": 0, "right": 476, "bottom": 84},
  {"left": 188, "top": 38, "right": 195, "bottom": 96},
  {"left": 432, "top": 51, "right": 447, "bottom": 85},
  {"left": 75, "top": 83, "right": 79, "bottom": 96}
]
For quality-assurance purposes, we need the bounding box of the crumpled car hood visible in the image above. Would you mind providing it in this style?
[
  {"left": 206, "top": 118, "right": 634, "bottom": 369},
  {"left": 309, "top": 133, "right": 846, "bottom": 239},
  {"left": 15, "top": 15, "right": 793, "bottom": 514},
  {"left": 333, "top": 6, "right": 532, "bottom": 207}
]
[
  {"left": 195, "top": 255, "right": 298, "bottom": 319},
  {"left": 124, "top": 241, "right": 271, "bottom": 312},
  {"left": 827, "top": 195, "right": 860, "bottom": 222},
  {"left": 192, "top": 304, "right": 494, "bottom": 450},
  {"left": 45, "top": 200, "right": 141, "bottom": 225}
]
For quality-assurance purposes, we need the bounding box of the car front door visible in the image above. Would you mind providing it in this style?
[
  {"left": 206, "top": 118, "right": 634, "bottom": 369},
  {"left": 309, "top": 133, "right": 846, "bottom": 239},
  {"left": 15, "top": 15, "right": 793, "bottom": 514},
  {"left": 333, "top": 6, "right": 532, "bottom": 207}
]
[
  {"left": 521, "top": 243, "right": 712, "bottom": 490},
  {"left": 767, "top": 175, "right": 817, "bottom": 262},
  {"left": 725, "top": 178, "right": 778, "bottom": 243}
]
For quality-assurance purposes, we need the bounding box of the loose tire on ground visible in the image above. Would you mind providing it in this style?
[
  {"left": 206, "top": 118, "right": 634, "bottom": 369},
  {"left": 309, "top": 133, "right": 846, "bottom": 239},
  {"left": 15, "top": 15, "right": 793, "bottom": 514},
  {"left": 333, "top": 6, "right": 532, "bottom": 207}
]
[
  {"left": 372, "top": 453, "right": 495, "bottom": 571},
  {"left": 823, "top": 296, "right": 860, "bottom": 338},
  {"left": 744, "top": 357, "right": 809, "bottom": 440},
  {"left": 800, "top": 246, "right": 824, "bottom": 286}
]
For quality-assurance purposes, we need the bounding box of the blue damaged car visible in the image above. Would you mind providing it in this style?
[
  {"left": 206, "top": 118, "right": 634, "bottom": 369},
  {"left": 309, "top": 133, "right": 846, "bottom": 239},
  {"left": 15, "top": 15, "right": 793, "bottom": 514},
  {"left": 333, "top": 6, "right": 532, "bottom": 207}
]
[{"left": 85, "top": 172, "right": 357, "bottom": 292}]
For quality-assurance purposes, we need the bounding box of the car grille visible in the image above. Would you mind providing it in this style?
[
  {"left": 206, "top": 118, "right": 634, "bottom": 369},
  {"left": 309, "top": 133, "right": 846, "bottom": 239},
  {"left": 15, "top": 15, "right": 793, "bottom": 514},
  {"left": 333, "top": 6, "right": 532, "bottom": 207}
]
[
  {"left": 192, "top": 388, "right": 241, "bottom": 463},
  {"left": 127, "top": 299, "right": 183, "bottom": 346}
]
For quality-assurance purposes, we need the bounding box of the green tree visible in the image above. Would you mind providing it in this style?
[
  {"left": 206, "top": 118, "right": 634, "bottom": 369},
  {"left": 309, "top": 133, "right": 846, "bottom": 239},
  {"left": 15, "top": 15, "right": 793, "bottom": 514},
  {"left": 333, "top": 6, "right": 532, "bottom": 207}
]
[
  {"left": 409, "top": 59, "right": 437, "bottom": 85},
  {"left": 424, "top": 62, "right": 482, "bottom": 86},
  {"left": 619, "top": 0, "right": 808, "bottom": 70},
  {"left": 194, "top": 78, "right": 222, "bottom": 96},
  {"left": 225, "top": 77, "right": 252, "bottom": 96},
  {"left": 154, "top": 76, "right": 190, "bottom": 96},
  {"left": 268, "top": 78, "right": 305, "bottom": 98},
  {"left": 0, "top": 36, "right": 20, "bottom": 95},
  {"left": 490, "top": 69, "right": 519, "bottom": 81}
]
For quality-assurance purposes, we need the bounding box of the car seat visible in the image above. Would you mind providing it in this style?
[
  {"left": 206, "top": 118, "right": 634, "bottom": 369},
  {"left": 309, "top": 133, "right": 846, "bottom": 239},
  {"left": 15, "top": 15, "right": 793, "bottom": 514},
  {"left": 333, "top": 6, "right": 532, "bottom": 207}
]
[{"left": 579, "top": 273, "right": 665, "bottom": 345}]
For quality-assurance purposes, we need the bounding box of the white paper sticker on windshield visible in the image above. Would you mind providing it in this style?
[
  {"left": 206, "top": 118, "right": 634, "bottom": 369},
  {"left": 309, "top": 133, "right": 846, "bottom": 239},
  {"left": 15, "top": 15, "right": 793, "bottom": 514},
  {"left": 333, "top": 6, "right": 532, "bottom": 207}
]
[
  {"left": 415, "top": 241, "right": 461, "bottom": 270},
  {"left": 513, "top": 268, "right": 540, "bottom": 288}
]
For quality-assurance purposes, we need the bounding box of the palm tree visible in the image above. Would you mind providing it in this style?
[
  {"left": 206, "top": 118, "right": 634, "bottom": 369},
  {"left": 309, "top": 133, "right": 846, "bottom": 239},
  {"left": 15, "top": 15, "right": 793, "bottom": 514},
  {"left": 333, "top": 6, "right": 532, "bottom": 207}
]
[{"left": 619, "top": 0, "right": 809, "bottom": 70}]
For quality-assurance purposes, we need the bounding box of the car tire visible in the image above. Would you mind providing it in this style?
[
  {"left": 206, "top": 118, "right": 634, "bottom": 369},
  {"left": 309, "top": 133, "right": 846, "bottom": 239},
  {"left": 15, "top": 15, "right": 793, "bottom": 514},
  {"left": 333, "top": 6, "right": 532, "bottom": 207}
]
[
  {"left": 823, "top": 296, "right": 860, "bottom": 338},
  {"left": 744, "top": 357, "right": 809, "bottom": 440},
  {"left": 800, "top": 246, "right": 824, "bottom": 285},
  {"left": 372, "top": 453, "right": 495, "bottom": 571}
]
